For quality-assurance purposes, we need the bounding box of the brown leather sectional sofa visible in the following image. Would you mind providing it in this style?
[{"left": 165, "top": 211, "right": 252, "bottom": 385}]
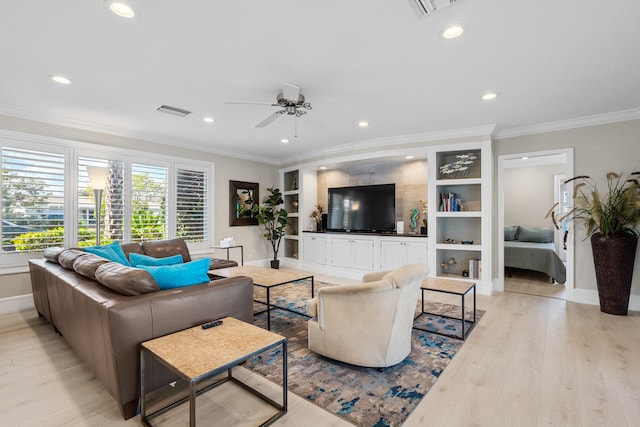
[{"left": 28, "top": 238, "right": 253, "bottom": 419}]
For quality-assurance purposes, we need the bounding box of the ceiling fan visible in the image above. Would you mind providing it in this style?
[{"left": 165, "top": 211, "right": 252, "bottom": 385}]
[{"left": 226, "top": 83, "right": 312, "bottom": 128}]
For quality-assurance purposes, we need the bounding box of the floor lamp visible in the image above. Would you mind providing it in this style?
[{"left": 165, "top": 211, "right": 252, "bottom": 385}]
[{"left": 87, "top": 166, "right": 108, "bottom": 246}]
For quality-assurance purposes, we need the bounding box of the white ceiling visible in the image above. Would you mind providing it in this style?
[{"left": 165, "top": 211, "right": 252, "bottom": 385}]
[{"left": 1, "top": 0, "right": 639, "bottom": 164}]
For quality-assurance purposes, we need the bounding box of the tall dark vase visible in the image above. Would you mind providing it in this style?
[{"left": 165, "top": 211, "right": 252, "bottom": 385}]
[
  {"left": 590, "top": 232, "right": 638, "bottom": 315},
  {"left": 270, "top": 259, "right": 280, "bottom": 269}
]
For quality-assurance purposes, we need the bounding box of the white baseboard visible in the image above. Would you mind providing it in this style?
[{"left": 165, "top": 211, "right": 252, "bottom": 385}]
[
  {"left": 570, "top": 288, "right": 640, "bottom": 312},
  {"left": 0, "top": 294, "right": 35, "bottom": 315}
]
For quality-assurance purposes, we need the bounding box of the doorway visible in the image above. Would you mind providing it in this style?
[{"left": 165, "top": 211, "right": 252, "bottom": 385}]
[{"left": 496, "top": 149, "right": 574, "bottom": 300}]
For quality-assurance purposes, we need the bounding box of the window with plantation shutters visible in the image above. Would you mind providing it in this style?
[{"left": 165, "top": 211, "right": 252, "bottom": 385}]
[
  {"left": 131, "top": 163, "right": 168, "bottom": 242},
  {"left": 0, "top": 131, "right": 214, "bottom": 269},
  {"left": 78, "top": 158, "right": 126, "bottom": 246},
  {"left": 175, "top": 167, "right": 208, "bottom": 243},
  {"left": 1, "top": 147, "right": 65, "bottom": 256}
]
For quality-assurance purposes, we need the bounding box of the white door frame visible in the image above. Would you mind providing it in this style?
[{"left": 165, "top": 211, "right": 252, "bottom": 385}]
[{"left": 496, "top": 148, "right": 574, "bottom": 300}]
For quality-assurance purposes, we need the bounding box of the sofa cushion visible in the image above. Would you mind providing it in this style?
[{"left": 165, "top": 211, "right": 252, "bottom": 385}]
[
  {"left": 120, "top": 242, "right": 144, "bottom": 261},
  {"left": 516, "top": 225, "right": 554, "bottom": 243},
  {"left": 94, "top": 262, "right": 160, "bottom": 296},
  {"left": 58, "top": 249, "right": 90, "bottom": 269},
  {"left": 139, "top": 258, "right": 210, "bottom": 290},
  {"left": 73, "top": 253, "right": 111, "bottom": 280},
  {"left": 130, "top": 253, "right": 183, "bottom": 267},
  {"left": 84, "top": 242, "right": 132, "bottom": 266},
  {"left": 141, "top": 238, "right": 192, "bottom": 262},
  {"left": 43, "top": 246, "right": 65, "bottom": 264},
  {"left": 504, "top": 225, "right": 519, "bottom": 241}
]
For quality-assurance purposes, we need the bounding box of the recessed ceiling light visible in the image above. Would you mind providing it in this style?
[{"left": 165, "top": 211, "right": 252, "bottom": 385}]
[
  {"left": 357, "top": 121, "right": 369, "bottom": 127},
  {"left": 405, "top": 155, "right": 414, "bottom": 160},
  {"left": 203, "top": 117, "right": 215, "bottom": 123},
  {"left": 107, "top": 1, "right": 136, "bottom": 18},
  {"left": 441, "top": 25, "right": 465, "bottom": 39},
  {"left": 281, "top": 139, "right": 289, "bottom": 144},
  {"left": 482, "top": 92, "right": 498, "bottom": 100},
  {"left": 319, "top": 166, "right": 327, "bottom": 170},
  {"left": 49, "top": 75, "right": 72, "bottom": 85},
  {"left": 522, "top": 156, "right": 529, "bottom": 160}
]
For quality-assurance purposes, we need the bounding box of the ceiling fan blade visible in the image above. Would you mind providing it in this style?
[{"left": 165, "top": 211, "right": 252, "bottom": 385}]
[
  {"left": 225, "top": 101, "right": 274, "bottom": 106},
  {"left": 282, "top": 83, "right": 300, "bottom": 102},
  {"left": 255, "top": 111, "right": 283, "bottom": 128}
]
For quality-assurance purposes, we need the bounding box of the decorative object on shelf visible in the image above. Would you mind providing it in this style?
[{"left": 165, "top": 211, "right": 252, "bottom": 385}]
[
  {"left": 440, "top": 257, "right": 456, "bottom": 271},
  {"left": 444, "top": 238, "right": 458, "bottom": 244},
  {"left": 461, "top": 240, "right": 473, "bottom": 245},
  {"left": 410, "top": 208, "right": 419, "bottom": 232},
  {"left": 292, "top": 200, "right": 299, "bottom": 209},
  {"left": 439, "top": 153, "right": 478, "bottom": 178},
  {"left": 440, "top": 192, "right": 463, "bottom": 212},
  {"left": 290, "top": 174, "right": 298, "bottom": 191},
  {"left": 310, "top": 204, "right": 324, "bottom": 230},
  {"left": 252, "top": 186, "right": 288, "bottom": 269},
  {"left": 420, "top": 199, "right": 428, "bottom": 235},
  {"left": 229, "top": 180, "right": 259, "bottom": 226},
  {"left": 547, "top": 171, "right": 640, "bottom": 315}
]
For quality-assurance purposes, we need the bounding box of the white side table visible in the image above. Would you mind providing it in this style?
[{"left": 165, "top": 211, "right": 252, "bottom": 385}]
[{"left": 211, "top": 244, "right": 244, "bottom": 265}]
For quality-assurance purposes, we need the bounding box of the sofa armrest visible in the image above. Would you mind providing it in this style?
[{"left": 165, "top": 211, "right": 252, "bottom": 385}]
[
  {"left": 99, "top": 276, "right": 254, "bottom": 413},
  {"left": 362, "top": 270, "right": 390, "bottom": 283}
]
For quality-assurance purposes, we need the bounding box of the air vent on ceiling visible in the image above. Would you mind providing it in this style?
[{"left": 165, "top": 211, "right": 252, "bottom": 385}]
[
  {"left": 155, "top": 104, "right": 192, "bottom": 117},
  {"left": 409, "top": 0, "right": 461, "bottom": 17}
]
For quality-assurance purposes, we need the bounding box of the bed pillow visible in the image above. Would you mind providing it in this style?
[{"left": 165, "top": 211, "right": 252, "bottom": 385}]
[
  {"left": 129, "top": 252, "right": 184, "bottom": 267},
  {"left": 516, "top": 226, "right": 554, "bottom": 243},
  {"left": 83, "top": 241, "right": 131, "bottom": 266},
  {"left": 139, "top": 258, "right": 211, "bottom": 290},
  {"left": 504, "top": 226, "right": 519, "bottom": 241}
]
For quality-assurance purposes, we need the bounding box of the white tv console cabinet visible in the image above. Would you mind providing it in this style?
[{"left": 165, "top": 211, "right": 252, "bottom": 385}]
[{"left": 300, "top": 232, "right": 428, "bottom": 280}]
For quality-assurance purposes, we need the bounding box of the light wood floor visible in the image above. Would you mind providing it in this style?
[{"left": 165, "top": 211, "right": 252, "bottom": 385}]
[
  {"left": 504, "top": 268, "right": 567, "bottom": 300},
  {"left": 2, "top": 273, "right": 639, "bottom": 427}
]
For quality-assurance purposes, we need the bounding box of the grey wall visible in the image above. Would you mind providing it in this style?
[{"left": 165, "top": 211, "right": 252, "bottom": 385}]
[
  {"left": 0, "top": 115, "right": 279, "bottom": 300},
  {"left": 495, "top": 118, "right": 640, "bottom": 295}
]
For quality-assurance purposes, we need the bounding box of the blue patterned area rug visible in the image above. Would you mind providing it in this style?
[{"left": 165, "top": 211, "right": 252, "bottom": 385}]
[{"left": 246, "top": 280, "right": 484, "bottom": 426}]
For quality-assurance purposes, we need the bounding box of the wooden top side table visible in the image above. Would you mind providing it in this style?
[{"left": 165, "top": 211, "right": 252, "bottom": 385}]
[{"left": 140, "top": 317, "right": 287, "bottom": 427}]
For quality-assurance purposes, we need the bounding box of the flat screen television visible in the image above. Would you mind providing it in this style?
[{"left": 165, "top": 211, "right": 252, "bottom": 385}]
[{"left": 327, "top": 184, "right": 396, "bottom": 233}]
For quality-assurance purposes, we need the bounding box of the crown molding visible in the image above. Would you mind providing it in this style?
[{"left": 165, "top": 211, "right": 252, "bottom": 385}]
[
  {"left": 0, "top": 103, "right": 281, "bottom": 165},
  {"left": 494, "top": 108, "right": 640, "bottom": 139},
  {"left": 279, "top": 124, "right": 496, "bottom": 165}
]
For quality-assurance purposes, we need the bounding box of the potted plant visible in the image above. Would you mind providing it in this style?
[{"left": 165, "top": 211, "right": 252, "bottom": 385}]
[
  {"left": 253, "top": 186, "right": 288, "bottom": 269},
  {"left": 548, "top": 172, "right": 640, "bottom": 315}
]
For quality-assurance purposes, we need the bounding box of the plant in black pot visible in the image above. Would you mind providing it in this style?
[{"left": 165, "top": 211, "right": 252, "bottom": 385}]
[
  {"left": 253, "top": 186, "right": 288, "bottom": 269},
  {"left": 547, "top": 172, "right": 640, "bottom": 315}
]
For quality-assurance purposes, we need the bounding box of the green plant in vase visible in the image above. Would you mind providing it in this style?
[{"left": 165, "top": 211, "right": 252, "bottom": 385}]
[
  {"left": 252, "top": 186, "right": 288, "bottom": 269},
  {"left": 547, "top": 171, "right": 640, "bottom": 315}
]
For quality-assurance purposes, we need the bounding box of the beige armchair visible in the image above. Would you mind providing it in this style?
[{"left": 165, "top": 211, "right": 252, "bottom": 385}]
[{"left": 307, "top": 263, "right": 428, "bottom": 368}]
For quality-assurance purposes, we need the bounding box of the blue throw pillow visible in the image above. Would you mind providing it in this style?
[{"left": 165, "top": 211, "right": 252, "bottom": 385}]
[
  {"left": 129, "top": 253, "right": 183, "bottom": 267},
  {"left": 140, "top": 258, "right": 211, "bottom": 290},
  {"left": 83, "top": 241, "right": 131, "bottom": 266}
]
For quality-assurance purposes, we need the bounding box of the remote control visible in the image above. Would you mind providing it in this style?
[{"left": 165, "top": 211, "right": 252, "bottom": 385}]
[{"left": 201, "top": 320, "right": 223, "bottom": 329}]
